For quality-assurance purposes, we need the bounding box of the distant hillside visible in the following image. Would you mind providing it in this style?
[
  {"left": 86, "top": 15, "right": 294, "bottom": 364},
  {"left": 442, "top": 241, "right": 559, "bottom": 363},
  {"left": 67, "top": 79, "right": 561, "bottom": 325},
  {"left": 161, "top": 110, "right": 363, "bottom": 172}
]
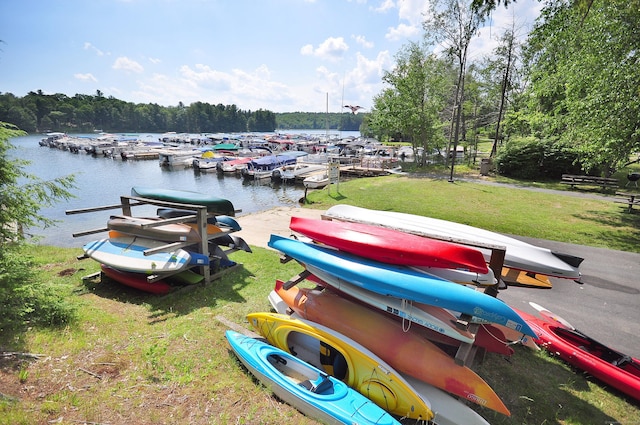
[{"left": 276, "top": 112, "right": 364, "bottom": 131}]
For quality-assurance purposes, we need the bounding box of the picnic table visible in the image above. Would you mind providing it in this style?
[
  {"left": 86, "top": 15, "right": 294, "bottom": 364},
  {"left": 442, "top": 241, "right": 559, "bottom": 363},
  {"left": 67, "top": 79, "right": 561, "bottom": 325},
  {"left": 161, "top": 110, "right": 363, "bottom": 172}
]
[
  {"left": 561, "top": 174, "right": 619, "bottom": 190},
  {"left": 614, "top": 191, "right": 640, "bottom": 212}
]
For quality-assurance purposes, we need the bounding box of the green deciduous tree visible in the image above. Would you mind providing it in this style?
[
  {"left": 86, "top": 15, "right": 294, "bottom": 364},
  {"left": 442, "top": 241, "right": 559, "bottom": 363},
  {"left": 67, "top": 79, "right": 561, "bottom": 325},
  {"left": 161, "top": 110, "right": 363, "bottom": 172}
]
[
  {"left": 367, "top": 42, "right": 451, "bottom": 166},
  {"left": 524, "top": 0, "right": 640, "bottom": 175},
  {"left": 423, "top": 0, "right": 491, "bottom": 179}
]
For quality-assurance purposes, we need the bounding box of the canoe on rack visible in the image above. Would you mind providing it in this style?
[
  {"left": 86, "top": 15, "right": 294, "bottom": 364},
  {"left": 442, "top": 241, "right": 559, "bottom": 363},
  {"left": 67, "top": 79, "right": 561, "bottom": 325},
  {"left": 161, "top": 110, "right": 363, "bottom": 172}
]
[
  {"left": 130, "top": 186, "right": 236, "bottom": 216},
  {"left": 268, "top": 234, "right": 534, "bottom": 336},
  {"left": 107, "top": 216, "right": 202, "bottom": 242},
  {"left": 324, "top": 204, "right": 583, "bottom": 280},
  {"left": 289, "top": 216, "right": 488, "bottom": 273},
  {"left": 100, "top": 264, "right": 172, "bottom": 294}
]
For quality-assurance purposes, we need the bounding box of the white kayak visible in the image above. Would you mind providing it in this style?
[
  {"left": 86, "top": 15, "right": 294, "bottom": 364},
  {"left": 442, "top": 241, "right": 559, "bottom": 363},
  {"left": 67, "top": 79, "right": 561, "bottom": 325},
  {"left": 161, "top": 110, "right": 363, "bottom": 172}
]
[
  {"left": 83, "top": 236, "right": 209, "bottom": 274},
  {"left": 325, "top": 204, "right": 582, "bottom": 280}
]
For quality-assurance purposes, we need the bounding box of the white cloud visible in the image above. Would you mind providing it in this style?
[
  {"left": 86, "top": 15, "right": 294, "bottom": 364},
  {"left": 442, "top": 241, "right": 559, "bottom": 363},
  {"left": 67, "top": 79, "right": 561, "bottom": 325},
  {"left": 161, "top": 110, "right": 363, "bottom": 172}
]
[
  {"left": 373, "top": 0, "right": 395, "bottom": 13},
  {"left": 300, "top": 37, "right": 349, "bottom": 61},
  {"left": 385, "top": 23, "right": 422, "bottom": 41},
  {"left": 112, "top": 56, "right": 144, "bottom": 73},
  {"left": 345, "top": 50, "right": 393, "bottom": 104},
  {"left": 148, "top": 57, "right": 162, "bottom": 64},
  {"left": 381, "top": 0, "right": 430, "bottom": 42},
  {"left": 353, "top": 34, "right": 374, "bottom": 49},
  {"left": 398, "top": 0, "right": 430, "bottom": 26},
  {"left": 74, "top": 73, "right": 98, "bottom": 82},
  {"left": 83, "top": 42, "right": 105, "bottom": 56}
]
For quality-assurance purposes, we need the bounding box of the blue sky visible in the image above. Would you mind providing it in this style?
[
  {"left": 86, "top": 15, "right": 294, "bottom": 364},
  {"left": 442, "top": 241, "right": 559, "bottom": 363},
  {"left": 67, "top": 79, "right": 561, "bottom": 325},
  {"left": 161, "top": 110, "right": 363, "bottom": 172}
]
[{"left": 0, "top": 0, "right": 541, "bottom": 113}]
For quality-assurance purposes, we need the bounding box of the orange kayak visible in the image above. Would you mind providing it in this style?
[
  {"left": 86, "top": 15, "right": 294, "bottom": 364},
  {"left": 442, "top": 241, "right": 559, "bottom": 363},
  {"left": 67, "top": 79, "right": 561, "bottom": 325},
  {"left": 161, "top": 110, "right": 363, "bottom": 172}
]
[{"left": 275, "top": 281, "right": 511, "bottom": 416}]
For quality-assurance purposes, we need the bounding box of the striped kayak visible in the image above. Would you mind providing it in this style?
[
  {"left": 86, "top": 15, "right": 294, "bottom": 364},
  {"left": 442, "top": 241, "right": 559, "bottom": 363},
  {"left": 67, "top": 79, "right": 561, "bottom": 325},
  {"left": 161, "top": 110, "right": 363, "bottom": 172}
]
[
  {"left": 274, "top": 282, "right": 511, "bottom": 416},
  {"left": 225, "top": 330, "right": 401, "bottom": 425},
  {"left": 247, "top": 312, "right": 433, "bottom": 421},
  {"left": 131, "top": 186, "right": 236, "bottom": 216},
  {"left": 268, "top": 234, "right": 534, "bottom": 337}
]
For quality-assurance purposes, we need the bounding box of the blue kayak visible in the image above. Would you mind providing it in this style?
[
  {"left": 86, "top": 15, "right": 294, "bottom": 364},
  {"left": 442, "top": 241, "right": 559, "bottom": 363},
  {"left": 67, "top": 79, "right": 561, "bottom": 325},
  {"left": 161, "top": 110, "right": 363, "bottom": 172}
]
[
  {"left": 268, "top": 234, "right": 535, "bottom": 337},
  {"left": 225, "top": 330, "right": 401, "bottom": 425},
  {"left": 131, "top": 186, "right": 235, "bottom": 216}
]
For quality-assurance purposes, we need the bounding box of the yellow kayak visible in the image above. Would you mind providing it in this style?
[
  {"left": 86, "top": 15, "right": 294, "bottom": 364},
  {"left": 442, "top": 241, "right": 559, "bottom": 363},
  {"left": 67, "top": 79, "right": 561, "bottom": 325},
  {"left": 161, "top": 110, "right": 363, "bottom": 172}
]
[{"left": 247, "top": 312, "right": 433, "bottom": 421}]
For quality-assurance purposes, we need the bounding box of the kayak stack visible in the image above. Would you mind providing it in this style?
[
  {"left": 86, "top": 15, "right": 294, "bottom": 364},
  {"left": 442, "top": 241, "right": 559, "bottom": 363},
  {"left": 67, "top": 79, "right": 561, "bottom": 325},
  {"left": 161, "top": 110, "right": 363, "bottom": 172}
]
[
  {"left": 79, "top": 186, "right": 251, "bottom": 294},
  {"left": 227, "top": 206, "right": 593, "bottom": 424}
]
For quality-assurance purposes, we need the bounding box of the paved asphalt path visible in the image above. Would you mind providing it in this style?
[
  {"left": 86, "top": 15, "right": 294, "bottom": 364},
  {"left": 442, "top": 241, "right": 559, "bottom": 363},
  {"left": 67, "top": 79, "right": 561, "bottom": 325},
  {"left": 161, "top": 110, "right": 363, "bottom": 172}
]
[
  {"left": 460, "top": 177, "right": 640, "bottom": 357},
  {"left": 236, "top": 183, "right": 640, "bottom": 358},
  {"left": 497, "top": 235, "right": 640, "bottom": 358}
]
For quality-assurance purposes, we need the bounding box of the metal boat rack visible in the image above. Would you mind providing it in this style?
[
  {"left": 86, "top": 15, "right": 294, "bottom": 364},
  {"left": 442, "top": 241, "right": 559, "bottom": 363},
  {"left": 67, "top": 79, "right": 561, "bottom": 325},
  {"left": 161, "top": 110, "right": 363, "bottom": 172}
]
[{"left": 66, "top": 195, "right": 246, "bottom": 287}]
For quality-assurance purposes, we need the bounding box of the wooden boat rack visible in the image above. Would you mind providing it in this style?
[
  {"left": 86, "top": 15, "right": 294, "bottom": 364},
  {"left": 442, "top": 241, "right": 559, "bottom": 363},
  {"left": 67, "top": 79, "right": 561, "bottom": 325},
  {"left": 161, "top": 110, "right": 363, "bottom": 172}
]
[{"left": 67, "top": 195, "right": 244, "bottom": 286}]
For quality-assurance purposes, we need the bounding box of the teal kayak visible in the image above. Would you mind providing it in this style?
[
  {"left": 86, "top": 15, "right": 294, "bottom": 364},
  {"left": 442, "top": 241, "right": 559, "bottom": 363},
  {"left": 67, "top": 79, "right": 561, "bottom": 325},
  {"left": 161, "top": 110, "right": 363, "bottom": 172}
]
[
  {"left": 225, "top": 330, "right": 401, "bottom": 425},
  {"left": 131, "top": 186, "right": 235, "bottom": 216}
]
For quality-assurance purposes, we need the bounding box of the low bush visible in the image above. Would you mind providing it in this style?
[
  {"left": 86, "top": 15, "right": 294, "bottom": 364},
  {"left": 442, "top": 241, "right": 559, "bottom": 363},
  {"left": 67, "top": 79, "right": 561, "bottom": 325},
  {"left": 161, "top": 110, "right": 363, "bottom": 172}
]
[{"left": 495, "top": 137, "right": 583, "bottom": 179}]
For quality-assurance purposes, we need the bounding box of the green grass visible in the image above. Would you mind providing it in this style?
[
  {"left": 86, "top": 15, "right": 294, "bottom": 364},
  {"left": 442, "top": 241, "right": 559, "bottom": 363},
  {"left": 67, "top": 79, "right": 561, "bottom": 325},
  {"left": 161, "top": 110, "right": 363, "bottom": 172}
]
[{"left": 1, "top": 175, "right": 639, "bottom": 424}]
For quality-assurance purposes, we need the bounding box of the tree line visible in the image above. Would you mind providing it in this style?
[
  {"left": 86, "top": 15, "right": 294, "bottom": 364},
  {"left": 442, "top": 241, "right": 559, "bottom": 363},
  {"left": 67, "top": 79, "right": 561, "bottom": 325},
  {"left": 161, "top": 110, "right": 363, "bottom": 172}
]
[
  {"left": 0, "top": 90, "right": 277, "bottom": 134},
  {"left": 0, "top": 90, "right": 364, "bottom": 134}
]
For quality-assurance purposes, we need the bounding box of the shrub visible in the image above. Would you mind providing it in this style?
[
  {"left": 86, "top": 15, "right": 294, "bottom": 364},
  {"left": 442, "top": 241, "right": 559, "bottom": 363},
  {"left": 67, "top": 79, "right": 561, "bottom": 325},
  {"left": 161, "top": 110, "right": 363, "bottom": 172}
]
[
  {"left": 0, "top": 247, "right": 77, "bottom": 334},
  {"left": 495, "top": 137, "right": 582, "bottom": 179}
]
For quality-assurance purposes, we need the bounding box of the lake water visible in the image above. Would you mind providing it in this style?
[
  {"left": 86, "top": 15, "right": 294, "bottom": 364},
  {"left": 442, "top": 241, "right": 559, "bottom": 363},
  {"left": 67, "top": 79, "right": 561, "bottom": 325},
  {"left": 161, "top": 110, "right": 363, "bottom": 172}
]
[{"left": 10, "top": 131, "right": 358, "bottom": 247}]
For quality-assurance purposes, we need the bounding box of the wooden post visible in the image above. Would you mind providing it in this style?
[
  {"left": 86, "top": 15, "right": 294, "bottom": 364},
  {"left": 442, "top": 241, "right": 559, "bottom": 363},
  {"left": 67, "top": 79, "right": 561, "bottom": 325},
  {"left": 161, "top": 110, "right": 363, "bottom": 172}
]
[
  {"left": 485, "top": 247, "right": 506, "bottom": 298},
  {"left": 196, "top": 206, "right": 210, "bottom": 285}
]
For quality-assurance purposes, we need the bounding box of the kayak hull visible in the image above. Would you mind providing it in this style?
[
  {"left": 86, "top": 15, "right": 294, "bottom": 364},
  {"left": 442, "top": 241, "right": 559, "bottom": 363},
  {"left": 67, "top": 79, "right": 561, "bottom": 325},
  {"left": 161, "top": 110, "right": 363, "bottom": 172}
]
[
  {"left": 289, "top": 216, "right": 488, "bottom": 273},
  {"left": 83, "top": 236, "right": 209, "bottom": 274},
  {"left": 131, "top": 186, "right": 235, "bottom": 216},
  {"left": 325, "top": 204, "right": 582, "bottom": 280},
  {"left": 268, "top": 234, "right": 534, "bottom": 337}
]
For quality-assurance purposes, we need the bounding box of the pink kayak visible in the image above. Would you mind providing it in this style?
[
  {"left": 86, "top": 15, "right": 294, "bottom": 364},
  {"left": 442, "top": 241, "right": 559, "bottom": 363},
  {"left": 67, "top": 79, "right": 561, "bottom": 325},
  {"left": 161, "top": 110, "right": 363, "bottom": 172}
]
[{"left": 289, "top": 216, "right": 488, "bottom": 274}]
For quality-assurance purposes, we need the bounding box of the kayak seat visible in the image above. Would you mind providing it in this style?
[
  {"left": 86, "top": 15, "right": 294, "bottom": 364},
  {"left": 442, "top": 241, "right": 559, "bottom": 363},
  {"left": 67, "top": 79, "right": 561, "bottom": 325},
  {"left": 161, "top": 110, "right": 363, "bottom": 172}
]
[
  {"left": 299, "top": 373, "right": 333, "bottom": 394},
  {"left": 319, "top": 341, "right": 348, "bottom": 381},
  {"left": 612, "top": 355, "right": 632, "bottom": 367}
]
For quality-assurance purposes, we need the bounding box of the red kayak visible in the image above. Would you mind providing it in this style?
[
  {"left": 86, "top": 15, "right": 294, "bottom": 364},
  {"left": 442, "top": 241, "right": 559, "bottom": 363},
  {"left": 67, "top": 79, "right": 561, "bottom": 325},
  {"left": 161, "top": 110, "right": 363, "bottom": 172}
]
[
  {"left": 516, "top": 305, "right": 640, "bottom": 402},
  {"left": 289, "top": 216, "right": 488, "bottom": 274},
  {"left": 100, "top": 264, "right": 172, "bottom": 295}
]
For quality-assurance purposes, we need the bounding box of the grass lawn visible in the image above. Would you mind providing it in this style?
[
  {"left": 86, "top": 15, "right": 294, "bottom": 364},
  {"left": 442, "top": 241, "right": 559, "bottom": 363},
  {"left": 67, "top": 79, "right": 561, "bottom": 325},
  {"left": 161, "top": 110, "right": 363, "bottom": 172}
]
[{"left": 1, "top": 175, "right": 639, "bottom": 424}]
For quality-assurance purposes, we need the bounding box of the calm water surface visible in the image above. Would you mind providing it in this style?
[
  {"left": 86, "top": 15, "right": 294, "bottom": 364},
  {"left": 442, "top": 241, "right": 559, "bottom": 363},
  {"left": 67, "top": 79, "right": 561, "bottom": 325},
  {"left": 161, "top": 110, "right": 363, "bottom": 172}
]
[{"left": 10, "top": 131, "right": 357, "bottom": 247}]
